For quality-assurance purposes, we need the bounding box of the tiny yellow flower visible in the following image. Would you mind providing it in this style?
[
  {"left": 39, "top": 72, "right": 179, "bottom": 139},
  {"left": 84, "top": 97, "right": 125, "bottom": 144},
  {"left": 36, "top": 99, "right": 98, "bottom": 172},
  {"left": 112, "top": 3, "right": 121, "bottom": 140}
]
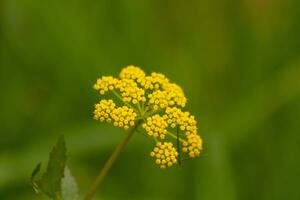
[
  {"left": 142, "top": 114, "right": 168, "bottom": 139},
  {"left": 182, "top": 134, "right": 202, "bottom": 158},
  {"left": 120, "top": 65, "right": 145, "bottom": 81},
  {"left": 150, "top": 142, "right": 178, "bottom": 169},
  {"left": 140, "top": 72, "right": 169, "bottom": 90},
  {"left": 110, "top": 106, "right": 137, "bottom": 129},
  {"left": 94, "top": 100, "right": 116, "bottom": 123},
  {"left": 163, "top": 83, "right": 187, "bottom": 107},
  {"left": 93, "top": 76, "right": 119, "bottom": 95},
  {"left": 115, "top": 79, "right": 146, "bottom": 104},
  {"left": 94, "top": 99, "right": 137, "bottom": 130},
  {"left": 164, "top": 107, "right": 197, "bottom": 135},
  {"left": 93, "top": 65, "right": 203, "bottom": 168}
]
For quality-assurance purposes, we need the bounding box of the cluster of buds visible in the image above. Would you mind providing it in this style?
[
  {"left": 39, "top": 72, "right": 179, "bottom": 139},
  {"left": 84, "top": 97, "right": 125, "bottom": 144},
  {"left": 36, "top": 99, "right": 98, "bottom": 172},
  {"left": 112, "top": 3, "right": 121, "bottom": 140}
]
[{"left": 93, "top": 66, "right": 203, "bottom": 169}]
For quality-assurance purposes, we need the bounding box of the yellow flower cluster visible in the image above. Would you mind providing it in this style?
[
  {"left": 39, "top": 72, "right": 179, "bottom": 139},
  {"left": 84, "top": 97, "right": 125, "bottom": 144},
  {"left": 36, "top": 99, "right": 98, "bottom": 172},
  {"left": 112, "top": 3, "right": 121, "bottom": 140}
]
[
  {"left": 182, "top": 134, "right": 202, "bottom": 158},
  {"left": 120, "top": 65, "right": 145, "bottom": 81},
  {"left": 140, "top": 72, "right": 169, "bottom": 90},
  {"left": 163, "top": 83, "right": 187, "bottom": 107},
  {"left": 94, "top": 99, "right": 137, "bottom": 130},
  {"left": 142, "top": 114, "right": 168, "bottom": 139},
  {"left": 93, "top": 76, "right": 118, "bottom": 95},
  {"left": 164, "top": 107, "right": 197, "bottom": 134},
  {"left": 163, "top": 107, "right": 202, "bottom": 157},
  {"left": 148, "top": 90, "right": 169, "bottom": 111},
  {"left": 93, "top": 65, "right": 203, "bottom": 169},
  {"left": 147, "top": 84, "right": 186, "bottom": 111},
  {"left": 120, "top": 66, "right": 169, "bottom": 91},
  {"left": 150, "top": 142, "right": 178, "bottom": 169},
  {"left": 110, "top": 106, "right": 137, "bottom": 130},
  {"left": 94, "top": 99, "right": 116, "bottom": 123},
  {"left": 115, "top": 79, "right": 146, "bottom": 104}
]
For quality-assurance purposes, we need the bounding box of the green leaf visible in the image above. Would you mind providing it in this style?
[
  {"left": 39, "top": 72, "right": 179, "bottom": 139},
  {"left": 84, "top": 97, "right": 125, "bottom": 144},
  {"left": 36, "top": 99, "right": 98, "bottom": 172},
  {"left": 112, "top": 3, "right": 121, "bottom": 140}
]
[
  {"left": 30, "top": 162, "right": 42, "bottom": 193},
  {"left": 62, "top": 167, "right": 79, "bottom": 200},
  {"left": 39, "top": 135, "right": 67, "bottom": 199}
]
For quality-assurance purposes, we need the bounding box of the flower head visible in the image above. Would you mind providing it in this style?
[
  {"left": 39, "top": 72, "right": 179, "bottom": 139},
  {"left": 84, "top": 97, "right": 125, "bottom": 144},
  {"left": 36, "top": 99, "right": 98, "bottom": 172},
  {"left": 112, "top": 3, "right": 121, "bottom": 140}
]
[
  {"left": 142, "top": 114, "right": 168, "bottom": 139},
  {"left": 150, "top": 142, "right": 178, "bottom": 169},
  {"left": 93, "top": 65, "right": 203, "bottom": 169},
  {"left": 94, "top": 100, "right": 136, "bottom": 130},
  {"left": 115, "top": 79, "right": 146, "bottom": 104},
  {"left": 94, "top": 99, "right": 116, "bottom": 123},
  {"left": 93, "top": 76, "right": 119, "bottom": 95},
  {"left": 120, "top": 65, "right": 145, "bottom": 81}
]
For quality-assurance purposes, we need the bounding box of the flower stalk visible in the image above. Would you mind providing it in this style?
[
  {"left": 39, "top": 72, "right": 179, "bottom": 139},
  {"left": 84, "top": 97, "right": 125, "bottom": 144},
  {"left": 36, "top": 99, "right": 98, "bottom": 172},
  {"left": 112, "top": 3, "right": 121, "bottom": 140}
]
[{"left": 84, "top": 120, "right": 142, "bottom": 200}]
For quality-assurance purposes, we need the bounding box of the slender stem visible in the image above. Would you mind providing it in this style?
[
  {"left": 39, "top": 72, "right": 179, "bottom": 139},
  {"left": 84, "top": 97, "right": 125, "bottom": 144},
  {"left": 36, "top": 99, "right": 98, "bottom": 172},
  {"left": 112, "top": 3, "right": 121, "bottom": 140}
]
[
  {"left": 137, "top": 102, "right": 142, "bottom": 114},
  {"left": 167, "top": 131, "right": 186, "bottom": 143},
  {"left": 141, "top": 102, "right": 144, "bottom": 112},
  {"left": 84, "top": 120, "right": 142, "bottom": 200}
]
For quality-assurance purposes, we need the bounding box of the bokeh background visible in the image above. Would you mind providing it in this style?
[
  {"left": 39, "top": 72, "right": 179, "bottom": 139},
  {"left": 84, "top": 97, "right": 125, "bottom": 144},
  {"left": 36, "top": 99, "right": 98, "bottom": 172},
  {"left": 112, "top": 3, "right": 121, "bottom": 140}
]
[{"left": 1, "top": 0, "right": 300, "bottom": 199}]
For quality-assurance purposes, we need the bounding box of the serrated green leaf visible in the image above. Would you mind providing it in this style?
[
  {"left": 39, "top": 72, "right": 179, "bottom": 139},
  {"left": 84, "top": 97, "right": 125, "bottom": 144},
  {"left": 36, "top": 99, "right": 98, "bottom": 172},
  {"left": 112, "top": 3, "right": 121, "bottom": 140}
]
[
  {"left": 62, "top": 167, "right": 79, "bottom": 200},
  {"left": 31, "top": 162, "right": 42, "bottom": 193},
  {"left": 39, "top": 135, "right": 67, "bottom": 199}
]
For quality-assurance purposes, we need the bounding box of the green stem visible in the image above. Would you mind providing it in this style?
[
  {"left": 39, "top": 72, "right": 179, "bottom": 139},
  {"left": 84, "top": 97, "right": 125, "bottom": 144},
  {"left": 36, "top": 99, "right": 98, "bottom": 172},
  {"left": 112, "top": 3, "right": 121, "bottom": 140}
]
[
  {"left": 167, "top": 131, "right": 186, "bottom": 143},
  {"left": 84, "top": 120, "right": 142, "bottom": 200},
  {"left": 137, "top": 102, "right": 142, "bottom": 114}
]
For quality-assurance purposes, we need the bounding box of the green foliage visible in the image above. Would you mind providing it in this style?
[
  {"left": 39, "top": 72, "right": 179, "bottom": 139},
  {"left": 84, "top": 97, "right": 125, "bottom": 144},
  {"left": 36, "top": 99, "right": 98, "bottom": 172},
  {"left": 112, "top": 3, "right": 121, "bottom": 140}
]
[
  {"left": 31, "top": 162, "right": 42, "bottom": 193},
  {"left": 61, "top": 167, "right": 79, "bottom": 200},
  {"left": 39, "top": 136, "right": 66, "bottom": 198},
  {"left": 31, "top": 136, "right": 78, "bottom": 200}
]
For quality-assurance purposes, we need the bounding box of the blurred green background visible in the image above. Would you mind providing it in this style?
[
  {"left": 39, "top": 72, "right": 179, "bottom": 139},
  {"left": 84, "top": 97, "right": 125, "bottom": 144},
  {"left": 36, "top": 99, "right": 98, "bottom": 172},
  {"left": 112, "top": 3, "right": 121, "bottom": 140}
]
[{"left": 1, "top": 0, "right": 300, "bottom": 199}]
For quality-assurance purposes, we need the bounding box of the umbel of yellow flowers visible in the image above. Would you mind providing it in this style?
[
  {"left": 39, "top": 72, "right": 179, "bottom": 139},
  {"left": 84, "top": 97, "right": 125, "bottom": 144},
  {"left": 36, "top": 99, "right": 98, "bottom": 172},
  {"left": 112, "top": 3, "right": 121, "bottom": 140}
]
[{"left": 93, "top": 66, "right": 203, "bottom": 169}]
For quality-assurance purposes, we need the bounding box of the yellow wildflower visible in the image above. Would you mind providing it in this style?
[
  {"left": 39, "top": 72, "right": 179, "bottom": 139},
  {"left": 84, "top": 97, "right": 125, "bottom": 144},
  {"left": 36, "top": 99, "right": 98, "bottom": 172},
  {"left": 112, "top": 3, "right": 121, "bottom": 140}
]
[
  {"left": 119, "top": 65, "right": 145, "bottom": 81},
  {"left": 93, "top": 76, "right": 118, "bottom": 95},
  {"left": 94, "top": 99, "right": 116, "bottom": 123},
  {"left": 163, "top": 83, "right": 187, "bottom": 107},
  {"left": 94, "top": 100, "right": 137, "bottom": 130},
  {"left": 142, "top": 114, "right": 168, "bottom": 139},
  {"left": 150, "top": 142, "right": 178, "bottom": 169},
  {"left": 182, "top": 134, "right": 203, "bottom": 158},
  {"left": 93, "top": 65, "right": 203, "bottom": 168},
  {"left": 140, "top": 72, "right": 169, "bottom": 90},
  {"left": 164, "top": 107, "right": 197, "bottom": 134},
  {"left": 148, "top": 90, "right": 169, "bottom": 111},
  {"left": 110, "top": 106, "right": 137, "bottom": 130},
  {"left": 115, "top": 79, "right": 146, "bottom": 104}
]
